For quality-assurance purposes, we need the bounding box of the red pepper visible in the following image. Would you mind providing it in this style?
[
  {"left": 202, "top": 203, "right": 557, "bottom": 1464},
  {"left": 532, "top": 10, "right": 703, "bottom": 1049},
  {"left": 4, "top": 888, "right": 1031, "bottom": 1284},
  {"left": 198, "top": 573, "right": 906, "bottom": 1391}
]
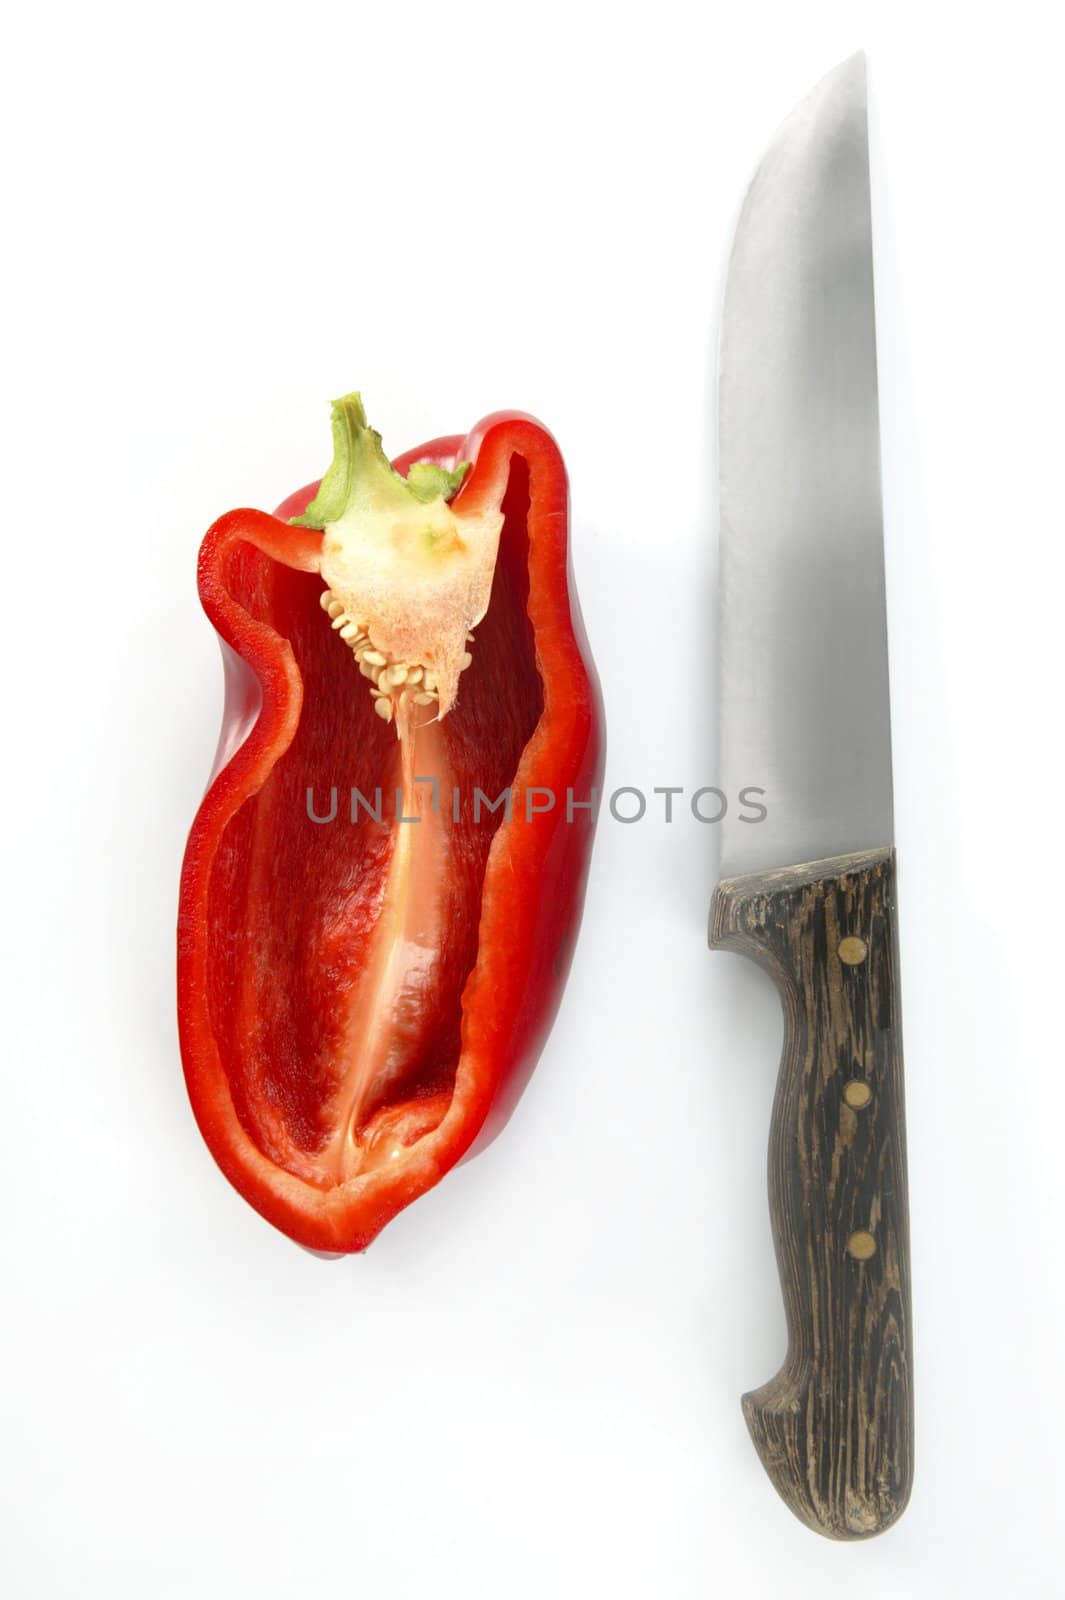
[{"left": 177, "top": 398, "right": 602, "bottom": 1252}]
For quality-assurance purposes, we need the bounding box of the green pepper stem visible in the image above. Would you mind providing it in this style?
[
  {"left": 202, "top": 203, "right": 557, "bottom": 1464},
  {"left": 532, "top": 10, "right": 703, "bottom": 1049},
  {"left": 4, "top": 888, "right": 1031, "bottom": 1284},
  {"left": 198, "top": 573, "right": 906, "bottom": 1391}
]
[{"left": 290, "top": 392, "right": 469, "bottom": 529}]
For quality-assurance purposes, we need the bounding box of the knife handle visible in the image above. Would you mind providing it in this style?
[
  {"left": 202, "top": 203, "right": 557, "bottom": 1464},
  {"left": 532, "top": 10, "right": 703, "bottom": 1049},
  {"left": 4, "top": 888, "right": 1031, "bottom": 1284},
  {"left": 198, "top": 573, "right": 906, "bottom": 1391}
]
[{"left": 710, "top": 847, "right": 912, "bottom": 1539}]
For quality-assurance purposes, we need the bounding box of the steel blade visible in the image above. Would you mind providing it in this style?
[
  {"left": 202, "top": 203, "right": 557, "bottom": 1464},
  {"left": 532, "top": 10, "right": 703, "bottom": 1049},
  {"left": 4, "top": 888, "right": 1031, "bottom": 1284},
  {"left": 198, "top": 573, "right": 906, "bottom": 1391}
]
[{"left": 718, "top": 54, "right": 893, "bottom": 878}]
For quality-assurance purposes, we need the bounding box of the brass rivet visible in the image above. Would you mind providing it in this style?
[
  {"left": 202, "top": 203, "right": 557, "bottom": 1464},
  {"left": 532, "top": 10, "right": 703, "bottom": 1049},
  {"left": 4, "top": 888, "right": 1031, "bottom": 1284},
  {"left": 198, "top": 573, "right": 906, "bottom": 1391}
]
[
  {"left": 838, "top": 936, "right": 868, "bottom": 966},
  {"left": 847, "top": 1230, "right": 877, "bottom": 1261},
  {"left": 843, "top": 1080, "right": 873, "bottom": 1110}
]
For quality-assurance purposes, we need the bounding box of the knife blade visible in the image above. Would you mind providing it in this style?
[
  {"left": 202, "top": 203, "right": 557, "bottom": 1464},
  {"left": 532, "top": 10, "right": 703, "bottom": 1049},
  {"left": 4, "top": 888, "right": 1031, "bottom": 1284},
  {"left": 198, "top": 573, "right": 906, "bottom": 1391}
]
[{"left": 710, "top": 54, "right": 913, "bottom": 1539}]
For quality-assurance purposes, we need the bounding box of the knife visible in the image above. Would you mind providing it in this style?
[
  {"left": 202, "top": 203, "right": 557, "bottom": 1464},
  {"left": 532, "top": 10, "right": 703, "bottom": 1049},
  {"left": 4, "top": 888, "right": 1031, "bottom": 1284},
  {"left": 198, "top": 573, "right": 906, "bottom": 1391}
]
[{"left": 710, "top": 54, "right": 913, "bottom": 1539}]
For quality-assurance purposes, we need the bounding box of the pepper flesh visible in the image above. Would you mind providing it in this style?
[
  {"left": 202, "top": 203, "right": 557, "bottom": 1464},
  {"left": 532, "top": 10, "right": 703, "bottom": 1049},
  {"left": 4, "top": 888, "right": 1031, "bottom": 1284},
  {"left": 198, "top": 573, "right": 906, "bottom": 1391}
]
[{"left": 177, "top": 407, "right": 603, "bottom": 1251}]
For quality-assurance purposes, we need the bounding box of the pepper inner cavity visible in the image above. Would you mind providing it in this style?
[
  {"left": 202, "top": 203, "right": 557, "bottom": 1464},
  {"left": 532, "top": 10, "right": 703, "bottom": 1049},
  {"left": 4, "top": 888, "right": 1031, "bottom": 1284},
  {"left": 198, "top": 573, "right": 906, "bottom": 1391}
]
[{"left": 205, "top": 441, "right": 544, "bottom": 1193}]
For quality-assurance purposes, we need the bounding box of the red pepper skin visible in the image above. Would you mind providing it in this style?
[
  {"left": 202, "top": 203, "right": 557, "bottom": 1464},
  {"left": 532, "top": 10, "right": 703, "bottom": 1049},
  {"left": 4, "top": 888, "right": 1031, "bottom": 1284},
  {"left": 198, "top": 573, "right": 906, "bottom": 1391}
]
[{"left": 177, "top": 414, "right": 603, "bottom": 1251}]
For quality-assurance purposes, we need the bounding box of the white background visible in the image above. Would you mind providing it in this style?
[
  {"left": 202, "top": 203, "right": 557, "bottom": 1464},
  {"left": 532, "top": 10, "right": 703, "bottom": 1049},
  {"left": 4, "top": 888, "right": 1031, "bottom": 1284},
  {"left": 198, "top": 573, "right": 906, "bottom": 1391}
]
[{"left": 2, "top": 2, "right": 1063, "bottom": 1596}]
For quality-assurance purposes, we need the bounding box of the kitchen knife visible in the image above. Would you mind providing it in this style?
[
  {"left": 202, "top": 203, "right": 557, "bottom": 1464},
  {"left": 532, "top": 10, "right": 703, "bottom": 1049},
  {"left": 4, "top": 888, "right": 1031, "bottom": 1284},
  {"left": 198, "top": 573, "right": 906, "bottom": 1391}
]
[{"left": 710, "top": 54, "right": 913, "bottom": 1539}]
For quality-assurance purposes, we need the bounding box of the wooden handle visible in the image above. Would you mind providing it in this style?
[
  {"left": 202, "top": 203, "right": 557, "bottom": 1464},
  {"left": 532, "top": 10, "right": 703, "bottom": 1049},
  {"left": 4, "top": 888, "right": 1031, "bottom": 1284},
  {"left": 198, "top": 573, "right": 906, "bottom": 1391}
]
[{"left": 710, "top": 847, "right": 913, "bottom": 1539}]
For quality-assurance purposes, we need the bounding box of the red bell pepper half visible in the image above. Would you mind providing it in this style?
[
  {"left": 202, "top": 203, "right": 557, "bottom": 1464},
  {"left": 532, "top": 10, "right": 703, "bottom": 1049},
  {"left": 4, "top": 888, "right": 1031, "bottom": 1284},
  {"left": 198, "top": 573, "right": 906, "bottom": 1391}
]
[{"left": 177, "top": 396, "right": 603, "bottom": 1251}]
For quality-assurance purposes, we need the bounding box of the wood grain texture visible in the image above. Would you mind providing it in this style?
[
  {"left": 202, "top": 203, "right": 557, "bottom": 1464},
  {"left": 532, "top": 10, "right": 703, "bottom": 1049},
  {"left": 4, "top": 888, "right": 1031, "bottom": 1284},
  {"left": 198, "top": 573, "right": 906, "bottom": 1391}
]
[{"left": 710, "top": 847, "right": 912, "bottom": 1539}]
